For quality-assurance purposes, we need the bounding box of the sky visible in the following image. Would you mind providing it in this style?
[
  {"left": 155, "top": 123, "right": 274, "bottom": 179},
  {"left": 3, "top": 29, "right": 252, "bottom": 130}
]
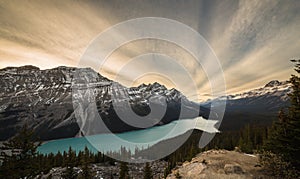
[{"left": 0, "top": 0, "right": 299, "bottom": 101}]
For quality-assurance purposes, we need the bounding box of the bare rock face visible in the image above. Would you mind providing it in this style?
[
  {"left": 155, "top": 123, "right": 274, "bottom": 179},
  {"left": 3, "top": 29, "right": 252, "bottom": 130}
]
[
  {"left": 175, "top": 161, "right": 206, "bottom": 178},
  {"left": 167, "top": 150, "right": 268, "bottom": 179},
  {"left": 0, "top": 66, "right": 205, "bottom": 141}
]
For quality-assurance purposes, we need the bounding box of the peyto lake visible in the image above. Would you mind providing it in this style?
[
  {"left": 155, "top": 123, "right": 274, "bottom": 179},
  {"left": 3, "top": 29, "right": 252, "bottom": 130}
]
[{"left": 38, "top": 117, "right": 218, "bottom": 155}]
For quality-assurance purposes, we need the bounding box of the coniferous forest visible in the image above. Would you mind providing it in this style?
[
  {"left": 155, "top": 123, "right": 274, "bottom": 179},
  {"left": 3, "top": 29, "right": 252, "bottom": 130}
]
[{"left": 0, "top": 60, "right": 299, "bottom": 178}]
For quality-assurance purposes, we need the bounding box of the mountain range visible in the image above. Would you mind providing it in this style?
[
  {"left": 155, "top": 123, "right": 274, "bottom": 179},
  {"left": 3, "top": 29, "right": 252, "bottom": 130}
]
[
  {"left": 0, "top": 66, "right": 292, "bottom": 141},
  {"left": 204, "top": 80, "right": 292, "bottom": 130},
  {"left": 0, "top": 66, "right": 208, "bottom": 140}
]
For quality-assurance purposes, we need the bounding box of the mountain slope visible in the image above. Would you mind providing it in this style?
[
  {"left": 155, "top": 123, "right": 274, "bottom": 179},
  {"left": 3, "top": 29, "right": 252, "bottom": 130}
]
[
  {"left": 0, "top": 65, "right": 291, "bottom": 140},
  {"left": 204, "top": 80, "right": 292, "bottom": 130},
  {"left": 0, "top": 66, "right": 206, "bottom": 140}
]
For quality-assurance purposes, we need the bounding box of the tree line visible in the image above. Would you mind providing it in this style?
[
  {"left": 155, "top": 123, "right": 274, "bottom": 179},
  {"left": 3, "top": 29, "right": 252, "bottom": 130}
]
[{"left": 0, "top": 124, "right": 112, "bottom": 178}]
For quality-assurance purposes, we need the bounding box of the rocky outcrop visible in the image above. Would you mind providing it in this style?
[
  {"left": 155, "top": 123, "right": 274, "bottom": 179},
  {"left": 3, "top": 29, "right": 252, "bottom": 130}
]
[
  {"left": 224, "top": 164, "right": 244, "bottom": 174},
  {"left": 167, "top": 150, "right": 267, "bottom": 179}
]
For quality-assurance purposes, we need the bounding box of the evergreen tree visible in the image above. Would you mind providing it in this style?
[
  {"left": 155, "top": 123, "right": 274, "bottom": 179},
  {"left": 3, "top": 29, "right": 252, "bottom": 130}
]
[
  {"left": 263, "top": 59, "right": 300, "bottom": 175},
  {"left": 286, "top": 59, "right": 300, "bottom": 168},
  {"left": 62, "top": 147, "right": 78, "bottom": 179},
  {"left": 0, "top": 124, "right": 40, "bottom": 178},
  {"left": 143, "top": 162, "right": 153, "bottom": 179},
  {"left": 54, "top": 151, "right": 63, "bottom": 167},
  {"left": 78, "top": 146, "right": 93, "bottom": 179},
  {"left": 119, "top": 162, "right": 130, "bottom": 179},
  {"left": 264, "top": 110, "right": 289, "bottom": 154}
]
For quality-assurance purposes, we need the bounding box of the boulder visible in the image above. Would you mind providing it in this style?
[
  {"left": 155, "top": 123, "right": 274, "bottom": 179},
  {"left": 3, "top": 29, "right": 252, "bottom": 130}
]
[{"left": 224, "top": 164, "right": 244, "bottom": 174}]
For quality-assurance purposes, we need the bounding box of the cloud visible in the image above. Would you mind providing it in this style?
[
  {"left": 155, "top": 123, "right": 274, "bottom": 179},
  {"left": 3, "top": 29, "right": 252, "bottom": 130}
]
[
  {"left": 202, "top": 0, "right": 300, "bottom": 94},
  {"left": 0, "top": 0, "right": 299, "bottom": 100}
]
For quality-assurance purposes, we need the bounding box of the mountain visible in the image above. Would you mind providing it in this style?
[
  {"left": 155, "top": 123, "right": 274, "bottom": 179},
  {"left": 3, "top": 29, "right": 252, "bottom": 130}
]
[
  {"left": 0, "top": 66, "right": 209, "bottom": 141},
  {"left": 204, "top": 80, "right": 292, "bottom": 130},
  {"left": 0, "top": 65, "right": 291, "bottom": 140}
]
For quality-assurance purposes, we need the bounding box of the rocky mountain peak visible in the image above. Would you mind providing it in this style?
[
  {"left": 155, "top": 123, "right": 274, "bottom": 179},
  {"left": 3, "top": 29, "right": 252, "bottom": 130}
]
[
  {"left": 0, "top": 66, "right": 202, "bottom": 140},
  {"left": 0, "top": 65, "right": 40, "bottom": 74},
  {"left": 264, "top": 80, "right": 282, "bottom": 87}
]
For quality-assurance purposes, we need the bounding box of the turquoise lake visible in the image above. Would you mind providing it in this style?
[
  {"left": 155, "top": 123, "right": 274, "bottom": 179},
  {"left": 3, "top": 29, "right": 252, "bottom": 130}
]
[{"left": 38, "top": 117, "right": 216, "bottom": 155}]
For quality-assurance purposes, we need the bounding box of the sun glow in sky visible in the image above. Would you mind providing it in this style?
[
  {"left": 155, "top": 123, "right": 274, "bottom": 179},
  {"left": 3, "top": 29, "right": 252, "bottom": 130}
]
[{"left": 0, "top": 0, "right": 299, "bottom": 101}]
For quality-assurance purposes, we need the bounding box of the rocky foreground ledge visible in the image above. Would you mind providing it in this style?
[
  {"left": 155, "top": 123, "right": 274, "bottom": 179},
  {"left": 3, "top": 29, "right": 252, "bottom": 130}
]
[{"left": 167, "top": 150, "right": 268, "bottom": 179}]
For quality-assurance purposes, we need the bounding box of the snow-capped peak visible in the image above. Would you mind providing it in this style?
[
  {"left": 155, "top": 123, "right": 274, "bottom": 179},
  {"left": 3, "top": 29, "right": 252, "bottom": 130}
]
[{"left": 227, "top": 80, "right": 292, "bottom": 101}]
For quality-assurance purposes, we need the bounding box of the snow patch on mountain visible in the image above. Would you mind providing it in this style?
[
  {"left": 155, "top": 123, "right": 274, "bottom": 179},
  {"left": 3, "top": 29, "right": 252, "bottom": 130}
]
[
  {"left": 205, "top": 80, "right": 292, "bottom": 104},
  {"left": 228, "top": 80, "right": 291, "bottom": 101},
  {"left": 0, "top": 66, "right": 203, "bottom": 140}
]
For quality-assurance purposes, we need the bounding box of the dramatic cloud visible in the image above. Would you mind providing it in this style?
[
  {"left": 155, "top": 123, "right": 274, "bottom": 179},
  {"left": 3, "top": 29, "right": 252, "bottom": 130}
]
[{"left": 0, "top": 0, "right": 299, "bottom": 100}]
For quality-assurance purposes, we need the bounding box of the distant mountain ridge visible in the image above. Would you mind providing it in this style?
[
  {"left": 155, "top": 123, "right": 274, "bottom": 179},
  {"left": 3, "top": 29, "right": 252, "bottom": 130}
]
[
  {"left": 219, "top": 80, "right": 290, "bottom": 103},
  {"left": 204, "top": 80, "right": 292, "bottom": 130},
  {"left": 0, "top": 66, "right": 206, "bottom": 140}
]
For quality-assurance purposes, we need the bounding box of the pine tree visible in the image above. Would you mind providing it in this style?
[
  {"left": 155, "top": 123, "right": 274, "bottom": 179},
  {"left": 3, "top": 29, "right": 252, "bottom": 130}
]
[
  {"left": 264, "top": 110, "right": 289, "bottom": 154},
  {"left": 55, "top": 151, "right": 63, "bottom": 167},
  {"left": 78, "top": 146, "right": 93, "bottom": 179},
  {"left": 62, "top": 147, "right": 78, "bottom": 179},
  {"left": 119, "top": 162, "right": 130, "bottom": 179},
  {"left": 0, "top": 124, "right": 40, "bottom": 178},
  {"left": 286, "top": 59, "right": 300, "bottom": 168},
  {"left": 263, "top": 59, "right": 300, "bottom": 174},
  {"left": 143, "top": 162, "right": 153, "bottom": 179}
]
